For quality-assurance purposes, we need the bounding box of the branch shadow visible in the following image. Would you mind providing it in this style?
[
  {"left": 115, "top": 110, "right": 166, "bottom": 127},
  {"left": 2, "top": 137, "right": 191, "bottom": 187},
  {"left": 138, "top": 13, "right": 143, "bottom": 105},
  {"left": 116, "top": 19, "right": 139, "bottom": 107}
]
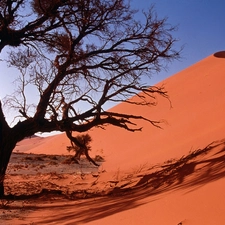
[
  {"left": 135, "top": 139, "right": 225, "bottom": 192},
  {"left": 3, "top": 139, "right": 225, "bottom": 224}
]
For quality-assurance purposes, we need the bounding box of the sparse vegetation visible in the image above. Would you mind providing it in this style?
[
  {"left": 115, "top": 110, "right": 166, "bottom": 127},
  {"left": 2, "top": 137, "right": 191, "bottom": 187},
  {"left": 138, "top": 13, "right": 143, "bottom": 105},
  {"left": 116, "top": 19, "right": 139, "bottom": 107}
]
[
  {"left": 67, "top": 134, "right": 92, "bottom": 160},
  {"left": 66, "top": 134, "right": 102, "bottom": 166}
]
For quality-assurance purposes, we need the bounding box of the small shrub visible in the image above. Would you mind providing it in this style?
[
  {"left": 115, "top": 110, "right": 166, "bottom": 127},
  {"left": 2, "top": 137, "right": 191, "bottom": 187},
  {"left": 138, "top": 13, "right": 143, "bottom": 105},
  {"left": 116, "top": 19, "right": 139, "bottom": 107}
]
[
  {"left": 66, "top": 134, "right": 100, "bottom": 166},
  {"left": 66, "top": 134, "right": 92, "bottom": 160}
]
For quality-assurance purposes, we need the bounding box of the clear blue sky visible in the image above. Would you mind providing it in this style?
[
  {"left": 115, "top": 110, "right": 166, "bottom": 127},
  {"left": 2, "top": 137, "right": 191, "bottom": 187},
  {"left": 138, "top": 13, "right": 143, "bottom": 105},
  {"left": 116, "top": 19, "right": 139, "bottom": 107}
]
[
  {"left": 131, "top": 0, "right": 225, "bottom": 84},
  {"left": 0, "top": 0, "right": 225, "bottom": 124}
]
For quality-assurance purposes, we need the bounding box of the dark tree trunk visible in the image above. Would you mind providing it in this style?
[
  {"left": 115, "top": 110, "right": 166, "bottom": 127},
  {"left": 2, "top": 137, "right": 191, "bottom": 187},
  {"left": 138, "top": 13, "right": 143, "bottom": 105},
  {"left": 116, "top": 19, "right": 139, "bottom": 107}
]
[
  {"left": 0, "top": 102, "right": 11, "bottom": 198},
  {"left": 0, "top": 126, "right": 36, "bottom": 197},
  {"left": 0, "top": 101, "right": 25, "bottom": 198},
  {"left": 0, "top": 142, "right": 15, "bottom": 197},
  {"left": 0, "top": 124, "right": 32, "bottom": 198},
  {"left": 0, "top": 102, "right": 42, "bottom": 197}
]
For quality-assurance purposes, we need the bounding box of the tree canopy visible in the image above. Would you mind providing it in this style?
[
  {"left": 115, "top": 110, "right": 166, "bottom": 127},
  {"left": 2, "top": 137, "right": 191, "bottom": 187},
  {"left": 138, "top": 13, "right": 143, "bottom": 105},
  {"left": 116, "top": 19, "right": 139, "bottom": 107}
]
[{"left": 0, "top": 0, "right": 180, "bottom": 197}]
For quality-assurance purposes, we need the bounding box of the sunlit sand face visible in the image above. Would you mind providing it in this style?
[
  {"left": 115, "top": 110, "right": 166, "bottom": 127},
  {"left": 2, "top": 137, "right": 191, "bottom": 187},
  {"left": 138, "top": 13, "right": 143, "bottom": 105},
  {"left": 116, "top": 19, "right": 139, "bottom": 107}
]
[{"left": 6, "top": 52, "right": 225, "bottom": 225}]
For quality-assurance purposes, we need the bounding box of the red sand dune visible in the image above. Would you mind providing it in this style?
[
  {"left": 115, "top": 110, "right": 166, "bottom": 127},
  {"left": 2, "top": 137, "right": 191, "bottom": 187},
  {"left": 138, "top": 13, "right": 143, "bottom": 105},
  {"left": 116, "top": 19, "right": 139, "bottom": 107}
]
[
  {"left": 13, "top": 51, "right": 225, "bottom": 224},
  {"left": 88, "top": 51, "right": 225, "bottom": 172},
  {"left": 17, "top": 51, "right": 225, "bottom": 170}
]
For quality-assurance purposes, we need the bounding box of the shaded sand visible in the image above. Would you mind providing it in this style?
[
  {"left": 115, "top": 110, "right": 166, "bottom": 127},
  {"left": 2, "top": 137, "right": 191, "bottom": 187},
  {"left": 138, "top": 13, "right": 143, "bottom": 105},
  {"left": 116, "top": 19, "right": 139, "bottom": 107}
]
[{"left": 4, "top": 52, "right": 225, "bottom": 224}]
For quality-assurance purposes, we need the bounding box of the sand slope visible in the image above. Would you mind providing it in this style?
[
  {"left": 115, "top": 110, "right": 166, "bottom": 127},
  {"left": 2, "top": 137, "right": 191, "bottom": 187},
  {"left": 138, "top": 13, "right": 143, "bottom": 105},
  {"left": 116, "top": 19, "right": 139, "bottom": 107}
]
[
  {"left": 16, "top": 52, "right": 225, "bottom": 170},
  {"left": 88, "top": 51, "right": 225, "bottom": 172},
  {"left": 11, "top": 51, "right": 225, "bottom": 225}
]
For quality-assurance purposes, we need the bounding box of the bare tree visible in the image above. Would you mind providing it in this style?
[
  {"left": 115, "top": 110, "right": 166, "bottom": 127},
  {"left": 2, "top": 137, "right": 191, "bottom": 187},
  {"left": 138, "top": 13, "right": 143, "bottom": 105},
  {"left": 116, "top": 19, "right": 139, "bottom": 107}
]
[{"left": 0, "top": 0, "right": 181, "bottom": 197}]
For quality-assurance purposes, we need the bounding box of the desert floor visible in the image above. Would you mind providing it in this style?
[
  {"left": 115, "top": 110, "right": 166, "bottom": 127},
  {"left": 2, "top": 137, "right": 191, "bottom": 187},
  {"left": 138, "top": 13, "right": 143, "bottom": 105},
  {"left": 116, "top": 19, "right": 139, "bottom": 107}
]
[{"left": 1, "top": 138, "right": 225, "bottom": 225}]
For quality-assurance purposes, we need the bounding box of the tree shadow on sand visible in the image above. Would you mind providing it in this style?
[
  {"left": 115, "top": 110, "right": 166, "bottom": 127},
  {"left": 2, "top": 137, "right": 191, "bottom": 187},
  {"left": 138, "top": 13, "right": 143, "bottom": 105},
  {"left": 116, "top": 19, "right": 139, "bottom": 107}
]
[
  {"left": 134, "top": 139, "right": 225, "bottom": 191},
  {"left": 2, "top": 139, "right": 225, "bottom": 224}
]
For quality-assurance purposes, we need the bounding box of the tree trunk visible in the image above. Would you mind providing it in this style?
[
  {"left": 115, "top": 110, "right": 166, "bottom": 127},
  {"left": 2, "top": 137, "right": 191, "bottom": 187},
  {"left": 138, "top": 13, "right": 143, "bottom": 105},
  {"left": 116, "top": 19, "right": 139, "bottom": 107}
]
[
  {"left": 0, "top": 103, "right": 38, "bottom": 197},
  {"left": 0, "top": 125, "right": 35, "bottom": 198},
  {"left": 0, "top": 101, "right": 18, "bottom": 197},
  {"left": 0, "top": 138, "right": 16, "bottom": 198},
  {"left": 0, "top": 102, "right": 9, "bottom": 197}
]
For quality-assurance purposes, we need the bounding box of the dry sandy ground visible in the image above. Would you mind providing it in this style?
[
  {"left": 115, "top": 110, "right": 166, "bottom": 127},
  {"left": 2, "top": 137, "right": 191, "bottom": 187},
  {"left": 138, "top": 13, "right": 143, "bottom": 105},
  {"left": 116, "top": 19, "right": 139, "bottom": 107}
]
[
  {"left": 1, "top": 139, "right": 225, "bottom": 225},
  {"left": 1, "top": 52, "right": 225, "bottom": 224},
  {"left": 5, "top": 152, "right": 101, "bottom": 195}
]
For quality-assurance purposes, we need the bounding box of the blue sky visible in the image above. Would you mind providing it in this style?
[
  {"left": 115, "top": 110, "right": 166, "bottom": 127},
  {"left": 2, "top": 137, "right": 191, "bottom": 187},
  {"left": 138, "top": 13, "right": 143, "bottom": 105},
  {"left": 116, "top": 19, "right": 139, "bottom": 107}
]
[
  {"left": 132, "top": 0, "right": 225, "bottom": 84},
  {"left": 0, "top": 0, "right": 224, "bottom": 124}
]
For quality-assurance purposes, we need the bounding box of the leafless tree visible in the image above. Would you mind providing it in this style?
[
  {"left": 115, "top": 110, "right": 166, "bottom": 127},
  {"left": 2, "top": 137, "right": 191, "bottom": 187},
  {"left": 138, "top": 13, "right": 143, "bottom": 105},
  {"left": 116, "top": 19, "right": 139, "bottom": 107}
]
[{"left": 0, "top": 0, "right": 181, "bottom": 197}]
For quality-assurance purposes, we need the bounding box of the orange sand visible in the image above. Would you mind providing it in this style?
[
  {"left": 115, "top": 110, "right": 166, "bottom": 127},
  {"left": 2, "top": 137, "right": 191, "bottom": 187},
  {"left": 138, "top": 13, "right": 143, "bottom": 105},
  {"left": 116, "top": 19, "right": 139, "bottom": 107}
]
[{"left": 11, "top": 51, "right": 225, "bottom": 224}]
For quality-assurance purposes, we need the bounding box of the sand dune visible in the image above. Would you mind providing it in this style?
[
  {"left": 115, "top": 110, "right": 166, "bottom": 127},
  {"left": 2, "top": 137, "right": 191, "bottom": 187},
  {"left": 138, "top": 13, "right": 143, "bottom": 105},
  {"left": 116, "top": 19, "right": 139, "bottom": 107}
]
[
  {"left": 17, "top": 51, "right": 225, "bottom": 170},
  {"left": 90, "top": 51, "right": 225, "bottom": 170},
  {"left": 15, "top": 134, "right": 73, "bottom": 155},
  {"left": 12, "top": 51, "right": 225, "bottom": 224}
]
